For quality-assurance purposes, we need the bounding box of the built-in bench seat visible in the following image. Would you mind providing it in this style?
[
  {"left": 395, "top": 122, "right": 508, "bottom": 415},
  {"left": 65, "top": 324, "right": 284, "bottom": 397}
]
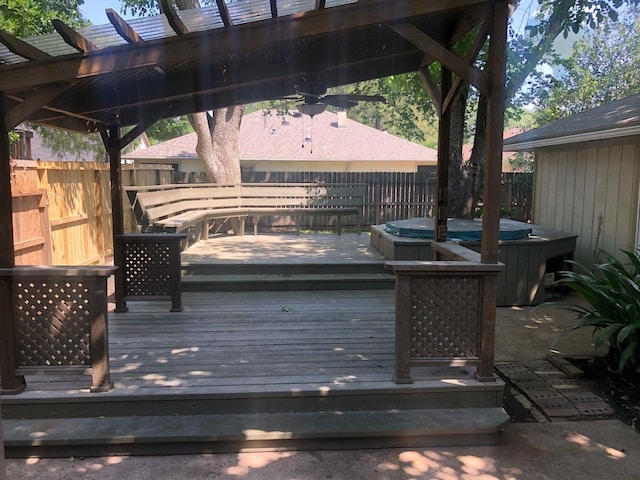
[{"left": 125, "top": 183, "right": 365, "bottom": 248}]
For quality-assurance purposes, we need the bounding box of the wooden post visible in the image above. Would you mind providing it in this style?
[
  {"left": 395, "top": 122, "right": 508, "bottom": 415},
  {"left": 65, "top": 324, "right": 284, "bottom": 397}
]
[
  {"left": 0, "top": 398, "right": 6, "bottom": 480},
  {"left": 394, "top": 273, "right": 413, "bottom": 384},
  {"left": 103, "top": 125, "right": 128, "bottom": 312},
  {"left": 0, "top": 106, "right": 26, "bottom": 394},
  {"left": 434, "top": 66, "right": 452, "bottom": 245},
  {"left": 477, "top": 0, "right": 509, "bottom": 381}
]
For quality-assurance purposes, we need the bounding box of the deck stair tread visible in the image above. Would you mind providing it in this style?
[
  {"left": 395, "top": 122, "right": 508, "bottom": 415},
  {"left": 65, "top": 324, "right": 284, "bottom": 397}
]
[
  {"left": 3, "top": 407, "right": 510, "bottom": 454},
  {"left": 182, "top": 272, "right": 395, "bottom": 282}
]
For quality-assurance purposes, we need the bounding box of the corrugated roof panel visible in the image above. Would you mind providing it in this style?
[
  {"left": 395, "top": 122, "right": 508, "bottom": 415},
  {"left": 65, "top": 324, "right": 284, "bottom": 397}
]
[
  {"left": 125, "top": 15, "right": 178, "bottom": 41},
  {"left": 228, "top": 1, "right": 273, "bottom": 24},
  {"left": 0, "top": 0, "right": 360, "bottom": 65},
  {"left": 277, "top": 0, "right": 317, "bottom": 17}
]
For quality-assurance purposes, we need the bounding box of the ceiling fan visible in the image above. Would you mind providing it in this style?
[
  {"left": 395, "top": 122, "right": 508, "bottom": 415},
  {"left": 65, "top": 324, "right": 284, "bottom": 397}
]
[{"left": 285, "top": 75, "right": 387, "bottom": 117}]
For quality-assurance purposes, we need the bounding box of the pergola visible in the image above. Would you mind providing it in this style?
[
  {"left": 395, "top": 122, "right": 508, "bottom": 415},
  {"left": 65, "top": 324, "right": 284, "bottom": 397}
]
[{"left": 0, "top": 0, "right": 512, "bottom": 394}]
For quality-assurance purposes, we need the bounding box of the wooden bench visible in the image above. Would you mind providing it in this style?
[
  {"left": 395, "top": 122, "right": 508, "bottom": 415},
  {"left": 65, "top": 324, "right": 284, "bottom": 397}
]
[{"left": 126, "top": 183, "right": 365, "bottom": 247}]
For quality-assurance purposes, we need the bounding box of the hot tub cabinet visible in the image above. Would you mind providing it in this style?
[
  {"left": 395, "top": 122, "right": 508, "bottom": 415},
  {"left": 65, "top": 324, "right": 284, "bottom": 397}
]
[{"left": 370, "top": 219, "right": 577, "bottom": 306}]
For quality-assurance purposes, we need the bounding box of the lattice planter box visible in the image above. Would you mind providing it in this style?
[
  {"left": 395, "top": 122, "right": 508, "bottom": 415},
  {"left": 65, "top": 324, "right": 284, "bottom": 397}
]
[
  {"left": 0, "top": 266, "right": 116, "bottom": 393},
  {"left": 114, "top": 234, "right": 185, "bottom": 312}
]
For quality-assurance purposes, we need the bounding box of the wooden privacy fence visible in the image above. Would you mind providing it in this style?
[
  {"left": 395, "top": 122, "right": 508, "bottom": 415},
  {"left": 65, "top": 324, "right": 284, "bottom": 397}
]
[
  {"left": 11, "top": 161, "right": 173, "bottom": 266},
  {"left": 241, "top": 171, "right": 437, "bottom": 230},
  {"left": 12, "top": 162, "right": 532, "bottom": 265},
  {"left": 240, "top": 171, "right": 532, "bottom": 228}
]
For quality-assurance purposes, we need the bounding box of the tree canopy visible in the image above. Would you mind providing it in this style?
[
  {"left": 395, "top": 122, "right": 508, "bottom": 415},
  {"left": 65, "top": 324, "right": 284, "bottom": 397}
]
[
  {"left": 0, "top": 0, "right": 87, "bottom": 37},
  {"left": 535, "top": 6, "right": 640, "bottom": 124}
]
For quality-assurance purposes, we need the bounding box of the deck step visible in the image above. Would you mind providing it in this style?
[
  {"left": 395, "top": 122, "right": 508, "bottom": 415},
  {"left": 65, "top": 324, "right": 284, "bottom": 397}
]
[
  {"left": 182, "top": 272, "right": 395, "bottom": 291},
  {"left": 3, "top": 407, "right": 510, "bottom": 457}
]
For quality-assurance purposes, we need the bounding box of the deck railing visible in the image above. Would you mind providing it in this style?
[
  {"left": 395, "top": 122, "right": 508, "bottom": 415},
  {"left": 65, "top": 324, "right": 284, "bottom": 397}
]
[
  {"left": 0, "top": 266, "right": 116, "bottom": 394},
  {"left": 386, "top": 242, "right": 502, "bottom": 383}
]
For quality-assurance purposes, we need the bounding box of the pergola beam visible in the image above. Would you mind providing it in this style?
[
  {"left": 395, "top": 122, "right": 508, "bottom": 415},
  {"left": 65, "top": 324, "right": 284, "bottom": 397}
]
[
  {"left": 107, "top": 8, "right": 145, "bottom": 44},
  {"left": 20, "top": 47, "right": 422, "bottom": 131},
  {"left": 0, "top": 31, "right": 51, "bottom": 60},
  {"left": 0, "top": 0, "right": 489, "bottom": 93},
  {"left": 52, "top": 19, "right": 98, "bottom": 53}
]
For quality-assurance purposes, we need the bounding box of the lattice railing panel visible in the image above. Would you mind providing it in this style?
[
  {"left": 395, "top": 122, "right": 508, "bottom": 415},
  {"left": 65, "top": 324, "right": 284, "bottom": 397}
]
[
  {"left": 408, "top": 276, "right": 480, "bottom": 359},
  {"left": 14, "top": 278, "right": 93, "bottom": 367},
  {"left": 121, "top": 240, "right": 174, "bottom": 297}
]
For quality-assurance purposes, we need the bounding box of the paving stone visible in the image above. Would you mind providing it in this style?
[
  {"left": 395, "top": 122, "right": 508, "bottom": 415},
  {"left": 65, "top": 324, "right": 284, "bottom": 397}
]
[
  {"left": 559, "top": 363, "right": 584, "bottom": 379},
  {"left": 510, "top": 372, "right": 543, "bottom": 382},
  {"left": 520, "top": 386, "right": 560, "bottom": 398},
  {"left": 520, "top": 383, "right": 559, "bottom": 393},
  {"left": 563, "top": 391, "right": 603, "bottom": 404},
  {"left": 546, "top": 353, "right": 571, "bottom": 370},
  {"left": 534, "top": 370, "right": 571, "bottom": 380},
  {"left": 535, "top": 397, "right": 575, "bottom": 410},
  {"left": 550, "top": 380, "right": 581, "bottom": 389},
  {"left": 545, "top": 407, "right": 581, "bottom": 418},
  {"left": 575, "top": 403, "right": 614, "bottom": 416}
]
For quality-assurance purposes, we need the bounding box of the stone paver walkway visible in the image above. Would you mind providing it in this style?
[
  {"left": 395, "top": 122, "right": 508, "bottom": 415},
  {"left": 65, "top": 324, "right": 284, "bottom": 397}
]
[{"left": 495, "top": 356, "right": 614, "bottom": 422}]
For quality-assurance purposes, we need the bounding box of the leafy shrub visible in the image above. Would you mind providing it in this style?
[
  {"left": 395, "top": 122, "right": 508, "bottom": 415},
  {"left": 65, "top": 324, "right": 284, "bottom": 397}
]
[{"left": 547, "top": 249, "right": 640, "bottom": 374}]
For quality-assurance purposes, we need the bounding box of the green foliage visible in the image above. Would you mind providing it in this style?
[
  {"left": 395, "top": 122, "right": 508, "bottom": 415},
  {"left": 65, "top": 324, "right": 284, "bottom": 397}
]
[
  {"left": 121, "top": 0, "right": 216, "bottom": 16},
  {"left": 0, "top": 0, "right": 87, "bottom": 37},
  {"left": 507, "top": 152, "right": 535, "bottom": 172},
  {"left": 345, "top": 74, "right": 438, "bottom": 147},
  {"left": 535, "top": 6, "right": 640, "bottom": 124},
  {"left": 35, "top": 126, "right": 104, "bottom": 161},
  {"left": 546, "top": 250, "right": 640, "bottom": 374},
  {"left": 146, "top": 117, "right": 193, "bottom": 144}
]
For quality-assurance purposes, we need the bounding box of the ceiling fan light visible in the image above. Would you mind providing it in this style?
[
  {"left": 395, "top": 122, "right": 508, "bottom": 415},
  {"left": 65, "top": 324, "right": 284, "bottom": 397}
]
[{"left": 297, "top": 103, "right": 326, "bottom": 117}]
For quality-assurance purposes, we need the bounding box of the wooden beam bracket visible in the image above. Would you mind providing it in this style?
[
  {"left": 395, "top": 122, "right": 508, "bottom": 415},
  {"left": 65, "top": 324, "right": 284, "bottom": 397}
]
[{"left": 390, "top": 22, "right": 489, "bottom": 96}]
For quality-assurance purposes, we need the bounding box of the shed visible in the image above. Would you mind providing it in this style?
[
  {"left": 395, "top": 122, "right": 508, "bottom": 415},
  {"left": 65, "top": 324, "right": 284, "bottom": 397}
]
[{"left": 503, "top": 94, "right": 640, "bottom": 270}]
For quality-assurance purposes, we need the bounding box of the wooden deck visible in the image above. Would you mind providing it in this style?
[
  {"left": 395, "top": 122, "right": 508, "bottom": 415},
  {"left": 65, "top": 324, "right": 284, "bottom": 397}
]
[
  {"left": 13, "top": 289, "right": 477, "bottom": 399},
  {"left": 2, "top": 234, "right": 509, "bottom": 454}
]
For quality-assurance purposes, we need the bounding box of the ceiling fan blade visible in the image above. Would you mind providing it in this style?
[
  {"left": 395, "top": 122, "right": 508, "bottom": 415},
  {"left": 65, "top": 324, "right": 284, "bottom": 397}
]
[
  {"left": 324, "top": 94, "right": 387, "bottom": 103},
  {"left": 322, "top": 97, "right": 358, "bottom": 109}
]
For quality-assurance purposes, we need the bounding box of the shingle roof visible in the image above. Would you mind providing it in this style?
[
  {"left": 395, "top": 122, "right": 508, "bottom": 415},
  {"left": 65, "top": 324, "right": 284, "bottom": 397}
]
[
  {"left": 503, "top": 94, "right": 640, "bottom": 151},
  {"left": 125, "top": 110, "right": 437, "bottom": 163}
]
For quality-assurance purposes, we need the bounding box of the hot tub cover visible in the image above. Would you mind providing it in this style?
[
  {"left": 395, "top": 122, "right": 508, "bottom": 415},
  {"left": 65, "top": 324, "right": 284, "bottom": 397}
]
[{"left": 384, "top": 217, "right": 532, "bottom": 241}]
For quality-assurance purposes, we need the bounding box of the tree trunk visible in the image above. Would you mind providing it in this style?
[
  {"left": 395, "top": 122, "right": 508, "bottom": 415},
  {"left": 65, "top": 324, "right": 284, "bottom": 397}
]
[
  {"left": 447, "top": 85, "right": 476, "bottom": 218},
  {"left": 174, "top": 0, "right": 243, "bottom": 185},
  {"left": 188, "top": 107, "right": 243, "bottom": 184}
]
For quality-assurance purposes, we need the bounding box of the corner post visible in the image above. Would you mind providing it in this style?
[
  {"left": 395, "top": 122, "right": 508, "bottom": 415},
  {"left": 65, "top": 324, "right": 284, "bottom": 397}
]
[
  {"left": 477, "top": 0, "right": 509, "bottom": 381},
  {"left": 0, "top": 104, "right": 26, "bottom": 394},
  {"left": 103, "top": 125, "right": 128, "bottom": 312}
]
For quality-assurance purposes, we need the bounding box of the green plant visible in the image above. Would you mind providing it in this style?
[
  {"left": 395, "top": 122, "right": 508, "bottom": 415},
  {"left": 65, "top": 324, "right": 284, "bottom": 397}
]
[{"left": 546, "top": 249, "right": 640, "bottom": 374}]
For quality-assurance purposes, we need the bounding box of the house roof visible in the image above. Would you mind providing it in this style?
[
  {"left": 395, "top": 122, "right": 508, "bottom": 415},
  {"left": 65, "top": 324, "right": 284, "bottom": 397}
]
[
  {"left": 503, "top": 94, "right": 640, "bottom": 151},
  {"left": 124, "top": 110, "right": 437, "bottom": 163}
]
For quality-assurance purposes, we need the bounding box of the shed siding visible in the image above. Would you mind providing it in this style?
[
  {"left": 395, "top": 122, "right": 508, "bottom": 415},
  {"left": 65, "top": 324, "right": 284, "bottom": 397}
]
[{"left": 534, "top": 140, "right": 640, "bottom": 269}]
